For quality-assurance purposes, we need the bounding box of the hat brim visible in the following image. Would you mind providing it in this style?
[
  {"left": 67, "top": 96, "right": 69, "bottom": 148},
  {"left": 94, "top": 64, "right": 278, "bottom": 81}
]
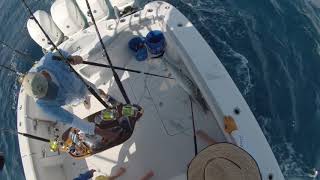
[{"left": 188, "top": 143, "right": 262, "bottom": 180}]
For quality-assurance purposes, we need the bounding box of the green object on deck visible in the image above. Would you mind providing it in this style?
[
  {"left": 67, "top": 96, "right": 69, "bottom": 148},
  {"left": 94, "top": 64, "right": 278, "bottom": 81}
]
[
  {"left": 49, "top": 140, "right": 59, "bottom": 152},
  {"left": 102, "top": 110, "right": 115, "bottom": 121},
  {"left": 122, "top": 105, "right": 135, "bottom": 117}
]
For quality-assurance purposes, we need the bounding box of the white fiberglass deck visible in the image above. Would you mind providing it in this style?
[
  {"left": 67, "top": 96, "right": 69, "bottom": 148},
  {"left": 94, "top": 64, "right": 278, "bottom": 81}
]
[
  {"left": 77, "top": 60, "right": 224, "bottom": 180},
  {"left": 66, "top": 18, "right": 225, "bottom": 180},
  {"left": 17, "top": 1, "right": 284, "bottom": 180}
]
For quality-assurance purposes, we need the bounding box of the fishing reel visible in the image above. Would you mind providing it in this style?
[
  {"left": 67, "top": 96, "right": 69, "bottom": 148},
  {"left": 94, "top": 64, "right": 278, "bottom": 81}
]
[
  {"left": 48, "top": 135, "right": 67, "bottom": 152},
  {"left": 96, "top": 104, "right": 143, "bottom": 123},
  {"left": 118, "top": 104, "right": 143, "bottom": 118},
  {"left": 49, "top": 138, "right": 60, "bottom": 152}
]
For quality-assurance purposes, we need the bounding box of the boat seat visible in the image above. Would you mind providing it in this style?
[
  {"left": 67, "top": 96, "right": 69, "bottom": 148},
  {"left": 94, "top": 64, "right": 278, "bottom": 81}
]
[
  {"left": 75, "top": 0, "right": 110, "bottom": 23},
  {"left": 109, "top": 0, "right": 135, "bottom": 12},
  {"left": 27, "top": 10, "right": 64, "bottom": 51},
  {"left": 51, "top": 0, "right": 86, "bottom": 37}
]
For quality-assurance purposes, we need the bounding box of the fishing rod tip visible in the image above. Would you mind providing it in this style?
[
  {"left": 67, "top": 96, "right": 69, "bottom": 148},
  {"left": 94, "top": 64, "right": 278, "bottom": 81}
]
[{"left": 0, "top": 152, "right": 4, "bottom": 170}]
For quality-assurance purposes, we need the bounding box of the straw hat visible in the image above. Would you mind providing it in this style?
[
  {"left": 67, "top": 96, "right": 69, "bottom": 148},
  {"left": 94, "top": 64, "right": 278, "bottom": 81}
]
[
  {"left": 188, "top": 143, "right": 261, "bottom": 180},
  {"left": 22, "top": 72, "right": 48, "bottom": 98}
]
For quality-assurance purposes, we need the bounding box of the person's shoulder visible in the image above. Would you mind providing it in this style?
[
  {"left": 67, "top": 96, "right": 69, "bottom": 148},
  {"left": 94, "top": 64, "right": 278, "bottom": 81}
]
[
  {"left": 43, "top": 52, "right": 56, "bottom": 62},
  {"left": 30, "top": 52, "right": 55, "bottom": 71}
]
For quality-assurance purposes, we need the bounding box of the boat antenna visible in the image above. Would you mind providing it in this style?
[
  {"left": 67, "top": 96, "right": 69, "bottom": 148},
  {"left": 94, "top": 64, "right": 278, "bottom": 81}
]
[
  {"left": 20, "top": 0, "right": 117, "bottom": 109},
  {"left": 0, "top": 40, "right": 34, "bottom": 62},
  {"left": 84, "top": 0, "right": 131, "bottom": 104},
  {"left": 0, "top": 128, "right": 50, "bottom": 142}
]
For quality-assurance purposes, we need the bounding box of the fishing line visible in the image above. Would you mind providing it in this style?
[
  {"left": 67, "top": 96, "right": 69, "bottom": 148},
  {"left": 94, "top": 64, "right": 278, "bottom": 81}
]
[
  {"left": 0, "top": 40, "right": 34, "bottom": 62},
  {"left": 0, "top": 64, "right": 23, "bottom": 76}
]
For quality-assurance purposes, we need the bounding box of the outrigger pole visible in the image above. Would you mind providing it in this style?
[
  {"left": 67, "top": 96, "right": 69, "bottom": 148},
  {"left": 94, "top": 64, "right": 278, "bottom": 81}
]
[{"left": 20, "top": 0, "right": 120, "bottom": 109}]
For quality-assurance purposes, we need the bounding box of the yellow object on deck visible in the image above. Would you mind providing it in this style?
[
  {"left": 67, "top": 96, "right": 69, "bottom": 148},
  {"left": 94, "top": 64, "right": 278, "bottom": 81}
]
[
  {"left": 49, "top": 140, "right": 59, "bottom": 152},
  {"left": 224, "top": 116, "right": 238, "bottom": 134},
  {"left": 102, "top": 110, "right": 115, "bottom": 121}
]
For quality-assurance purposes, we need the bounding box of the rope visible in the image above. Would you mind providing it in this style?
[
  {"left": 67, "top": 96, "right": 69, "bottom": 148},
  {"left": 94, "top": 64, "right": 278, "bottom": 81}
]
[
  {"left": 189, "top": 96, "right": 198, "bottom": 155},
  {"left": 20, "top": 0, "right": 113, "bottom": 109},
  {"left": 84, "top": 0, "right": 131, "bottom": 104}
]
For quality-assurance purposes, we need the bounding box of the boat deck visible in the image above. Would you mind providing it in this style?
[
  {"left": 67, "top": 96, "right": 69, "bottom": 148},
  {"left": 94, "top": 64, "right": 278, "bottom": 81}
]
[{"left": 68, "top": 25, "right": 225, "bottom": 179}]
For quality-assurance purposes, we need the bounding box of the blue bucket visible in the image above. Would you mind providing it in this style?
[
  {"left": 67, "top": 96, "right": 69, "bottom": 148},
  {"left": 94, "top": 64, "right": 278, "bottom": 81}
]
[
  {"left": 146, "top": 30, "right": 166, "bottom": 55},
  {"left": 135, "top": 47, "right": 148, "bottom": 61},
  {"left": 128, "top": 36, "right": 148, "bottom": 61}
]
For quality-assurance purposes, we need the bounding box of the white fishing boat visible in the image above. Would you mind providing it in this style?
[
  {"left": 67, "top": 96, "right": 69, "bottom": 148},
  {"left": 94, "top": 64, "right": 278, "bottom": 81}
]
[{"left": 17, "top": 0, "right": 285, "bottom": 179}]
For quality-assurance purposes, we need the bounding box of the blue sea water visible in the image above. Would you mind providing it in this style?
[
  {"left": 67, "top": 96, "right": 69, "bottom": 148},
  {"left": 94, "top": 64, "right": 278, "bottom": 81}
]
[{"left": 1, "top": 0, "right": 320, "bottom": 179}]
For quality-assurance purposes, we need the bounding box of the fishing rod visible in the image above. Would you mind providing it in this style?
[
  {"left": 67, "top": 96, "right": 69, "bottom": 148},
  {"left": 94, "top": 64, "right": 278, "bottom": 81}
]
[
  {"left": 0, "top": 40, "right": 172, "bottom": 80},
  {"left": 52, "top": 55, "right": 173, "bottom": 79},
  {"left": 0, "top": 40, "right": 34, "bottom": 62},
  {"left": 20, "top": 0, "right": 113, "bottom": 110},
  {"left": 189, "top": 96, "right": 198, "bottom": 156},
  {"left": 85, "top": 0, "right": 131, "bottom": 104},
  {"left": 83, "top": 61, "right": 173, "bottom": 79},
  {"left": 0, "top": 128, "right": 50, "bottom": 142}
]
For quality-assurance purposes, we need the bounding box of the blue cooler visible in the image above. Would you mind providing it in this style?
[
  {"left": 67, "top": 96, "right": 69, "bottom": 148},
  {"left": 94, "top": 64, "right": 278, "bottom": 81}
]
[
  {"left": 146, "top": 30, "right": 166, "bottom": 55},
  {"left": 128, "top": 36, "right": 148, "bottom": 61}
]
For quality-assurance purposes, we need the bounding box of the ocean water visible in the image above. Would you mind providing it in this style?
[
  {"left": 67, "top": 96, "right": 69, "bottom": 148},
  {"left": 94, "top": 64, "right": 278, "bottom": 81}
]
[{"left": 0, "top": 0, "right": 320, "bottom": 179}]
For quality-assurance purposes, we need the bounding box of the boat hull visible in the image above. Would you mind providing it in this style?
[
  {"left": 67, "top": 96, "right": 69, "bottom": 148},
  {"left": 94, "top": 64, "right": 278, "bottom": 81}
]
[{"left": 17, "top": 1, "right": 284, "bottom": 179}]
